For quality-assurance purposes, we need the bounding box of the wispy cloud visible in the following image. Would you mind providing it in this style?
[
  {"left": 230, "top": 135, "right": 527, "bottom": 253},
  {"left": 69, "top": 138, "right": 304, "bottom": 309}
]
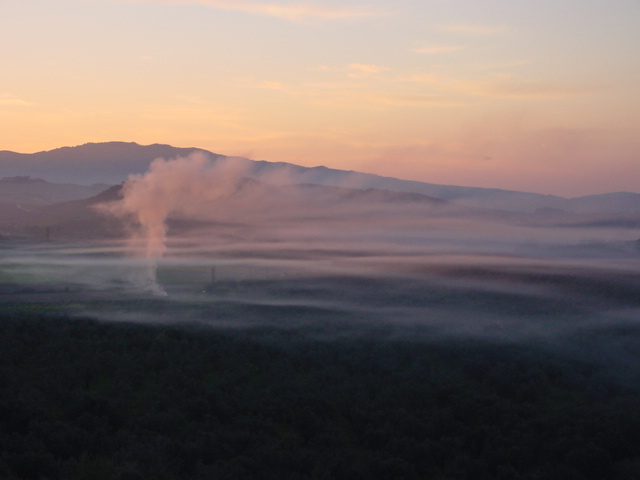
[
  {"left": 256, "top": 80, "right": 288, "bottom": 91},
  {"left": 405, "top": 74, "right": 606, "bottom": 99},
  {"left": 486, "top": 79, "right": 608, "bottom": 98},
  {"left": 375, "top": 93, "right": 468, "bottom": 107},
  {"left": 310, "top": 63, "right": 390, "bottom": 78},
  {"left": 475, "top": 60, "right": 530, "bottom": 72},
  {"left": 440, "top": 23, "right": 507, "bottom": 36},
  {"left": 412, "top": 44, "right": 463, "bottom": 55},
  {"left": 242, "top": 75, "right": 463, "bottom": 109},
  {"left": 404, "top": 74, "right": 473, "bottom": 94},
  {"left": 102, "top": 0, "right": 387, "bottom": 21},
  {"left": 0, "top": 94, "right": 33, "bottom": 107},
  {"left": 243, "top": 69, "right": 600, "bottom": 110},
  {"left": 347, "top": 63, "right": 389, "bottom": 77}
]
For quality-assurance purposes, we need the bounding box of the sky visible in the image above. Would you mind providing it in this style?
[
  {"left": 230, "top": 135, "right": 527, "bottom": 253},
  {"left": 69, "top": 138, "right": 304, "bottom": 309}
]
[{"left": 1, "top": 0, "right": 639, "bottom": 196}]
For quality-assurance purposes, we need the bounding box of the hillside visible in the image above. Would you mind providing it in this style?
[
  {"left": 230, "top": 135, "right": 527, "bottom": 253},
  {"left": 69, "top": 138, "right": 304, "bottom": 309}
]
[
  {"left": 0, "top": 177, "right": 458, "bottom": 242},
  {"left": 1, "top": 142, "right": 639, "bottom": 214},
  {"left": 0, "top": 176, "right": 108, "bottom": 205},
  {"left": 0, "top": 142, "right": 216, "bottom": 186}
]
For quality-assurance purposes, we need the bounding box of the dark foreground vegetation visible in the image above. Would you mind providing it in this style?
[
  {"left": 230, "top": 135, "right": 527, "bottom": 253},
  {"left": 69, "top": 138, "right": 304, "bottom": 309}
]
[{"left": 2, "top": 313, "right": 640, "bottom": 480}]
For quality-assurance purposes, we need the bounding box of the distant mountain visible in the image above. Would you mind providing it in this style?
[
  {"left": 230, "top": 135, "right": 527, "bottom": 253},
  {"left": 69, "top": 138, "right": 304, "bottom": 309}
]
[
  {"left": 566, "top": 192, "right": 640, "bottom": 214},
  {"left": 241, "top": 159, "right": 567, "bottom": 213},
  {"left": 0, "top": 176, "right": 109, "bottom": 205},
  {"left": 242, "top": 160, "right": 640, "bottom": 215},
  {"left": 1, "top": 142, "right": 639, "bottom": 214},
  {"left": 0, "top": 175, "right": 458, "bottom": 241},
  {"left": 0, "top": 142, "right": 216, "bottom": 185}
]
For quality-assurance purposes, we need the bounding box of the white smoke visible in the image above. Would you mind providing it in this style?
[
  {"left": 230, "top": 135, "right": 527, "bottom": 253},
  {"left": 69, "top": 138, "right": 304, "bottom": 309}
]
[
  {"left": 99, "top": 153, "right": 250, "bottom": 295},
  {"left": 97, "top": 151, "right": 640, "bottom": 296}
]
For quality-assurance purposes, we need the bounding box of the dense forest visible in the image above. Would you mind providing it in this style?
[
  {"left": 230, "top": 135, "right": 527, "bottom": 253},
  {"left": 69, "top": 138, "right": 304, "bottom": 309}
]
[{"left": 2, "top": 312, "right": 640, "bottom": 479}]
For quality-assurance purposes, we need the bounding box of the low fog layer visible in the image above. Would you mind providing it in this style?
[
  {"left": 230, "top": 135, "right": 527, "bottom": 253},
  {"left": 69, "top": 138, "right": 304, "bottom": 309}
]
[
  {"left": 3, "top": 161, "right": 640, "bottom": 478},
  {"left": 1, "top": 153, "right": 639, "bottom": 374}
]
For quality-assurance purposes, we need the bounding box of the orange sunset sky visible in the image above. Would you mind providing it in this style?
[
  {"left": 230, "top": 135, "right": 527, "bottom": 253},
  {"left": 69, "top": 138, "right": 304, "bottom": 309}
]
[{"left": 2, "top": 0, "right": 639, "bottom": 196}]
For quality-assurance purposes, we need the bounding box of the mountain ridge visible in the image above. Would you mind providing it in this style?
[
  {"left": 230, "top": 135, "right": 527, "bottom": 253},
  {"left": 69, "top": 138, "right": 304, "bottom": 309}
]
[{"left": 1, "top": 142, "right": 639, "bottom": 214}]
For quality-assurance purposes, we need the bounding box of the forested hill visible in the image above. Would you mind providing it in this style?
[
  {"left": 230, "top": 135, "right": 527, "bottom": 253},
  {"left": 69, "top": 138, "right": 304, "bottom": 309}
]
[{"left": 2, "top": 313, "right": 640, "bottom": 479}]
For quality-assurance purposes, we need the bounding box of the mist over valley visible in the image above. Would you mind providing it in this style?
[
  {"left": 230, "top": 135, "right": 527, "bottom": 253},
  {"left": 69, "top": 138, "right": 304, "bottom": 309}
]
[
  {"left": 2, "top": 143, "right": 640, "bottom": 478},
  {"left": 2, "top": 142, "right": 640, "bottom": 348}
]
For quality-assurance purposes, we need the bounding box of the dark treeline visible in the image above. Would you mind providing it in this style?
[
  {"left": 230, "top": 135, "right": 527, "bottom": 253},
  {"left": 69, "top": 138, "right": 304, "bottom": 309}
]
[{"left": 2, "top": 313, "right": 640, "bottom": 479}]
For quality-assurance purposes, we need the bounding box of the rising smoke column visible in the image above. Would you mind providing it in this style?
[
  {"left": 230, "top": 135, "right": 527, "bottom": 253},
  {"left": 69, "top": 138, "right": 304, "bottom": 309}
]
[{"left": 100, "top": 153, "right": 248, "bottom": 295}]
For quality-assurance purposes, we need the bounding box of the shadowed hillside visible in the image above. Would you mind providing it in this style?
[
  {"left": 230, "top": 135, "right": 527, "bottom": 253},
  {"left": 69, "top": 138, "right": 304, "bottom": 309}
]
[{"left": 2, "top": 142, "right": 639, "bottom": 213}]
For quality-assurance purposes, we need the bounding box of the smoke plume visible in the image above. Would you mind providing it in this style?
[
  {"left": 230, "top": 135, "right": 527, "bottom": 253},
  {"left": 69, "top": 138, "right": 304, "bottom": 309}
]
[
  {"left": 97, "top": 151, "right": 640, "bottom": 296},
  {"left": 99, "top": 153, "right": 249, "bottom": 294}
]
